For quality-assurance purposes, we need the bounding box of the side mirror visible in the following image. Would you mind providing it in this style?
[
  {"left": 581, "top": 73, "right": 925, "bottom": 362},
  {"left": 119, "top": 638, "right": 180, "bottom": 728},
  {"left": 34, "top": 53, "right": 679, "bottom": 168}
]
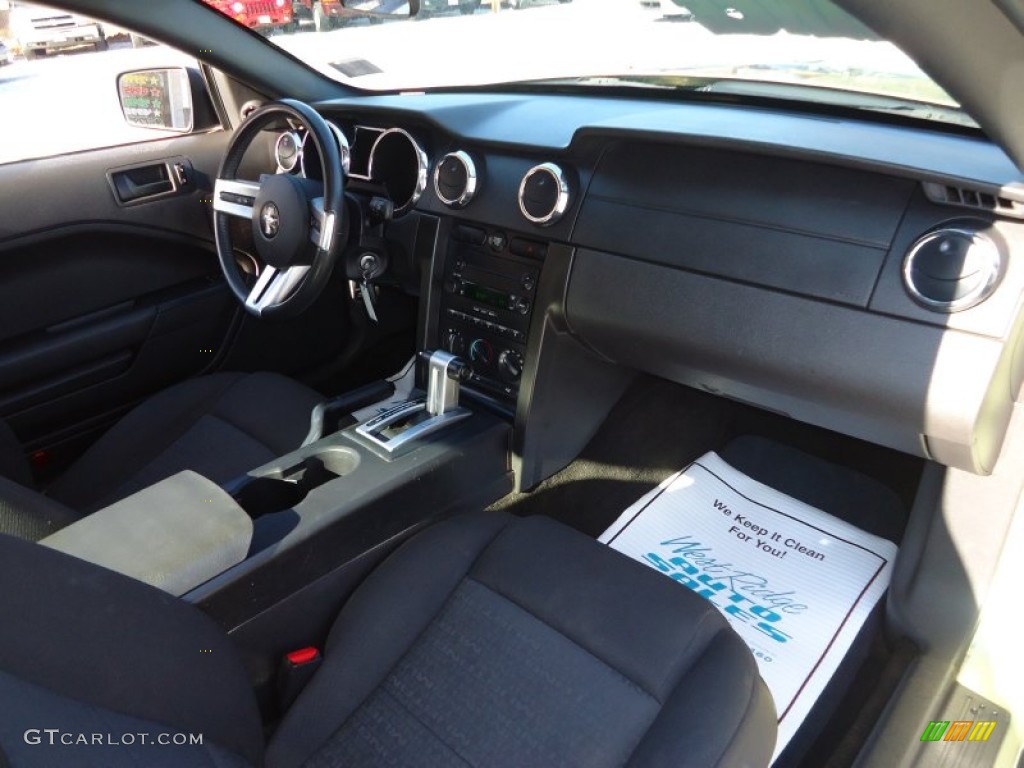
[{"left": 117, "top": 68, "right": 193, "bottom": 132}]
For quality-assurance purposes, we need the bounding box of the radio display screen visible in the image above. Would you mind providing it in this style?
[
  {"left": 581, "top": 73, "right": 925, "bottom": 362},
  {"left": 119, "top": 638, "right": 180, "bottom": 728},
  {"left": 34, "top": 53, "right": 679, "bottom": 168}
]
[{"left": 464, "top": 283, "right": 509, "bottom": 310}]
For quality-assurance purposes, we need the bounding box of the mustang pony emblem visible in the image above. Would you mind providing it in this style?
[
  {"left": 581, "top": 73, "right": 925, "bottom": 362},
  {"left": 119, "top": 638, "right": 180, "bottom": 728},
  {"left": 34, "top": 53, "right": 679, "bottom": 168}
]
[{"left": 260, "top": 202, "right": 281, "bottom": 238}]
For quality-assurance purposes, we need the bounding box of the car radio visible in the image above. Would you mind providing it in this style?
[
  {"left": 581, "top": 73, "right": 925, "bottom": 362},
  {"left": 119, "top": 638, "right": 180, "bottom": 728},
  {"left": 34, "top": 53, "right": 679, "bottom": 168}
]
[{"left": 437, "top": 226, "right": 544, "bottom": 405}]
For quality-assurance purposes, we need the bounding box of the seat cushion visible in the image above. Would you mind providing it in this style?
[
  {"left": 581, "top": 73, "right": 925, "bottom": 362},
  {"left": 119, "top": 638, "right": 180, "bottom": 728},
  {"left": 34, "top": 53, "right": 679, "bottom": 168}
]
[
  {"left": 0, "top": 533, "right": 263, "bottom": 767},
  {"left": 268, "top": 513, "right": 777, "bottom": 768},
  {"left": 0, "top": 512, "right": 775, "bottom": 766},
  {"left": 47, "top": 372, "right": 323, "bottom": 512},
  {"left": 0, "top": 475, "right": 79, "bottom": 542}
]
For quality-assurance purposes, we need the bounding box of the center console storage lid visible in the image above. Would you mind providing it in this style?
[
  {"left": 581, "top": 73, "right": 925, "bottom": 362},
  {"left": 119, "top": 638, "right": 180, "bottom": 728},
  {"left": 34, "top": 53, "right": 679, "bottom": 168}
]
[{"left": 40, "top": 470, "right": 252, "bottom": 596}]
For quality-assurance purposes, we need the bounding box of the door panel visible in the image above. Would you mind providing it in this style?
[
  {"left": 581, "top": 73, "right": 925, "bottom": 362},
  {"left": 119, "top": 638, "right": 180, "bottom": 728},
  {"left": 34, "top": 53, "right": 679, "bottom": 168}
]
[
  {"left": 0, "top": 131, "right": 232, "bottom": 245},
  {"left": 7, "top": 283, "right": 237, "bottom": 449},
  {"left": 0, "top": 106, "right": 357, "bottom": 476},
  {"left": 0, "top": 132, "right": 240, "bottom": 457},
  {"left": 0, "top": 226, "right": 238, "bottom": 451},
  {"left": 0, "top": 231, "right": 218, "bottom": 344}
]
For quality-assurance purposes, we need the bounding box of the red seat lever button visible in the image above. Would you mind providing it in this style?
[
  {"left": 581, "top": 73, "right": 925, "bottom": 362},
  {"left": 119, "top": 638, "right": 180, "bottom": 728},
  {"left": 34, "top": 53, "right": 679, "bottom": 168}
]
[{"left": 286, "top": 647, "right": 319, "bottom": 665}]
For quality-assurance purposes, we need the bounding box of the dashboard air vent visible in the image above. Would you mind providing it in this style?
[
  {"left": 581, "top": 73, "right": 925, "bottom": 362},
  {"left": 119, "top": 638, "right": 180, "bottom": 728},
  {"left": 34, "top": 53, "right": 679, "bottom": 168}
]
[
  {"left": 518, "top": 163, "right": 569, "bottom": 226},
  {"left": 240, "top": 100, "right": 264, "bottom": 120},
  {"left": 902, "top": 223, "right": 1003, "bottom": 312},
  {"left": 434, "top": 151, "right": 478, "bottom": 208},
  {"left": 923, "top": 181, "right": 1024, "bottom": 219}
]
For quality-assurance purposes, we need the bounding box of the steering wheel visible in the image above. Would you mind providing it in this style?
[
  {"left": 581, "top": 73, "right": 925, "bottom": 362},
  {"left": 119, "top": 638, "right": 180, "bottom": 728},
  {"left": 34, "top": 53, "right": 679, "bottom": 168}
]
[{"left": 213, "top": 100, "right": 345, "bottom": 318}]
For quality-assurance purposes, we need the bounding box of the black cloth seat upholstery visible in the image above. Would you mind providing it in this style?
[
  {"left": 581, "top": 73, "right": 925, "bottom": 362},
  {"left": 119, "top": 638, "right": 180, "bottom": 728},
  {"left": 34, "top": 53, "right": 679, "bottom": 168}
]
[
  {"left": 0, "top": 372, "right": 323, "bottom": 539},
  {"left": 0, "top": 512, "right": 777, "bottom": 768}
]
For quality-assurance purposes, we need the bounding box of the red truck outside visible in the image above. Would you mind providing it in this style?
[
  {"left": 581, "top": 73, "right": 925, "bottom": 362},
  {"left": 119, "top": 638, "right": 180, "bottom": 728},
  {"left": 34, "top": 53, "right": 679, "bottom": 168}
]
[{"left": 201, "top": 0, "right": 296, "bottom": 33}]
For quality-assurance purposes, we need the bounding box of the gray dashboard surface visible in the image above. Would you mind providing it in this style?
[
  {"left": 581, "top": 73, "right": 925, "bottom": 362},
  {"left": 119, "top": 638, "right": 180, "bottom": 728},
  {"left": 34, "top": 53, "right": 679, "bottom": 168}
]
[
  {"left": 319, "top": 92, "right": 1024, "bottom": 190},
  {"left": 575, "top": 142, "right": 914, "bottom": 307}
]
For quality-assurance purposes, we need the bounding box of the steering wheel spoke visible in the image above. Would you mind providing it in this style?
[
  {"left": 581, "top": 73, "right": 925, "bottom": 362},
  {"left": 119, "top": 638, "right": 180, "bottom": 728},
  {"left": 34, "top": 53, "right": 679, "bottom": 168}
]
[
  {"left": 245, "top": 264, "right": 312, "bottom": 316},
  {"left": 214, "top": 178, "right": 262, "bottom": 219},
  {"left": 309, "top": 197, "right": 337, "bottom": 251}
]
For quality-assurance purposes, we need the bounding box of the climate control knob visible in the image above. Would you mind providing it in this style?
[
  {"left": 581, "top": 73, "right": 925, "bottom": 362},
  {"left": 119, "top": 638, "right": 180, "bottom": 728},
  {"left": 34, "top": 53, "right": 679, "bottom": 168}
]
[
  {"left": 498, "top": 349, "right": 524, "bottom": 383},
  {"left": 469, "top": 338, "right": 493, "bottom": 366}
]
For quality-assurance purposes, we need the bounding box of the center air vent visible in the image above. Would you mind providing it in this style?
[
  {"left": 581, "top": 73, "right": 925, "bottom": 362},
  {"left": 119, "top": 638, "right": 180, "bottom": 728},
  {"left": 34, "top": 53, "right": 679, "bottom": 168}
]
[
  {"left": 434, "top": 151, "right": 477, "bottom": 208},
  {"left": 902, "top": 224, "right": 1003, "bottom": 312},
  {"left": 518, "top": 163, "right": 569, "bottom": 226}
]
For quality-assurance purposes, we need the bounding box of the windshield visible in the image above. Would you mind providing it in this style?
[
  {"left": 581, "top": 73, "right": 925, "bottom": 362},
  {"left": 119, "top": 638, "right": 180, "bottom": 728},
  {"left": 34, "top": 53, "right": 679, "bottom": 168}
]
[{"left": 210, "top": 0, "right": 973, "bottom": 127}]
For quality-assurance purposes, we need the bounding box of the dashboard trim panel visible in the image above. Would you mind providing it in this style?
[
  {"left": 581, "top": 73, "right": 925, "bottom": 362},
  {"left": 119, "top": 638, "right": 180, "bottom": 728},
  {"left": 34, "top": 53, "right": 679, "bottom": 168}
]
[{"left": 299, "top": 94, "right": 1024, "bottom": 476}]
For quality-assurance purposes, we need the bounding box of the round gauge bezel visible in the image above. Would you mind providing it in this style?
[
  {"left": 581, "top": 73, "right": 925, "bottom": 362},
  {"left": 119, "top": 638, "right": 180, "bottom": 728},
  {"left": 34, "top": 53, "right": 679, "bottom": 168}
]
[
  {"left": 299, "top": 121, "right": 351, "bottom": 178},
  {"left": 368, "top": 127, "right": 429, "bottom": 217}
]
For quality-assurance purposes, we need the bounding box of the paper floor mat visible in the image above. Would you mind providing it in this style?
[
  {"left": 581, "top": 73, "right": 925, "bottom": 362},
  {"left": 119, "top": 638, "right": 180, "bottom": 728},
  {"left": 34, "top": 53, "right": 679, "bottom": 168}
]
[{"left": 599, "top": 451, "right": 898, "bottom": 762}]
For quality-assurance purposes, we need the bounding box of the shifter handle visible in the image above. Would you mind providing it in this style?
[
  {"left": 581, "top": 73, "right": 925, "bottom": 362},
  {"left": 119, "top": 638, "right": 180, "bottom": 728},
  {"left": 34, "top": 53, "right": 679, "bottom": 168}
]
[
  {"left": 447, "top": 357, "right": 472, "bottom": 382},
  {"left": 421, "top": 350, "right": 470, "bottom": 416},
  {"left": 418, "top": 350, "right": 470, "bottom": 382}
]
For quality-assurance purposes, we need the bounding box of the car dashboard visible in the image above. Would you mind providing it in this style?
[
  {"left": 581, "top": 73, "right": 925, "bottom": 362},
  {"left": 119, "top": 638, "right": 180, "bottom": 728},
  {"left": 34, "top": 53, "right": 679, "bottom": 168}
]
[{"left": 266, "top": 90, "right": 1024, "bottom": 481}]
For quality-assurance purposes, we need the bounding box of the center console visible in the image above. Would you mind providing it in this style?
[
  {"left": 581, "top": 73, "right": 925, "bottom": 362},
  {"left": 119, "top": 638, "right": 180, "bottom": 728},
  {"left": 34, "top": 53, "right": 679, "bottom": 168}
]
[
  {"left": 437, "top": 224, "right": 545, "bottom": 405},
  {"left": 430, "top": 221, "right": 635, "bottom": 493}
]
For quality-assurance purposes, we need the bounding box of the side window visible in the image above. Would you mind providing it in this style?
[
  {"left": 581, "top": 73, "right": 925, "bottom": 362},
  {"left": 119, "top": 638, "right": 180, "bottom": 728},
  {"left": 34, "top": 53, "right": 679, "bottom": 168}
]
[{"left": 0, "top": 1, "right": 215, "bottom": 165}]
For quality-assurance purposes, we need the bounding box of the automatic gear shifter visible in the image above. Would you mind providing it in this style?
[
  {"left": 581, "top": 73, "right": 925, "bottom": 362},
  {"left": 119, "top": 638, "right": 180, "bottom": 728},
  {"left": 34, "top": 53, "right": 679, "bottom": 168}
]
[
  {"left": 423, "top": 349, "right": 471, "bottom": 417},
  {"left": 354, "top": 350, "right": 472, "bottom": 456}
]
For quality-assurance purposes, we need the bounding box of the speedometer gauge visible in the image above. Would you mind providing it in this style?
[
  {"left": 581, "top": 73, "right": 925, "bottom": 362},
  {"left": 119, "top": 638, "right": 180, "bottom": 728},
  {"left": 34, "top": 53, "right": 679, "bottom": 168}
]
[
  {"left": 299, "top": 122, "right": 351, "bottom": 179},
  {"left": 368, "top": 128, "right": 428, "bottom": 216}
]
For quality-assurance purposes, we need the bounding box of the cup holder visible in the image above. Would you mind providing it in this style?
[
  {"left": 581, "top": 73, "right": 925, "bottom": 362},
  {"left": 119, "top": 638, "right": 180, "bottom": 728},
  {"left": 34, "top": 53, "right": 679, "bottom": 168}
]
[
  {"left": 309, "top": 446, "right": 360, "bottom": 476},
  {"left": 232, "top": 447, "right": 360, "bottom": 518}
]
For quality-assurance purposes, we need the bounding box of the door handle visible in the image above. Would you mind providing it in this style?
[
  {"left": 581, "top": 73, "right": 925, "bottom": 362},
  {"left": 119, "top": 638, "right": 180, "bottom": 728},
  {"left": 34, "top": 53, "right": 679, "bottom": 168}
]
[{"left": 110, "top": 163, "right": 174, "bottom": 203}]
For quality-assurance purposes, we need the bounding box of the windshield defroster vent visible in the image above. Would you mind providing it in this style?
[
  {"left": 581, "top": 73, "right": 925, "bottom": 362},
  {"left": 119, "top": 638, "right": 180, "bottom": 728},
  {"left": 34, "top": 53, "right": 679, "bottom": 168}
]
[{"left": 923, "top": 181, "right": 1024, "bottom": 219}]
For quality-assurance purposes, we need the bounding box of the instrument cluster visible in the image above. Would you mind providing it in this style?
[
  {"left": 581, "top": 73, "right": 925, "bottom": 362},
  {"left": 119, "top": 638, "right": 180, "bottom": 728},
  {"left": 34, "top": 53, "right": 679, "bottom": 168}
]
[{"left": 275, "top": 121, "right": 427, "bottom": 217}]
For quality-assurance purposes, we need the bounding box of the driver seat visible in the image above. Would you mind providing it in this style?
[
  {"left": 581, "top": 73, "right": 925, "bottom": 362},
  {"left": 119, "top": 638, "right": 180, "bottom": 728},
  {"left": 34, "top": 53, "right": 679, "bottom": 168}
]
[{"left": 0, "top": 372, "right": 323, "bottom": 540}]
